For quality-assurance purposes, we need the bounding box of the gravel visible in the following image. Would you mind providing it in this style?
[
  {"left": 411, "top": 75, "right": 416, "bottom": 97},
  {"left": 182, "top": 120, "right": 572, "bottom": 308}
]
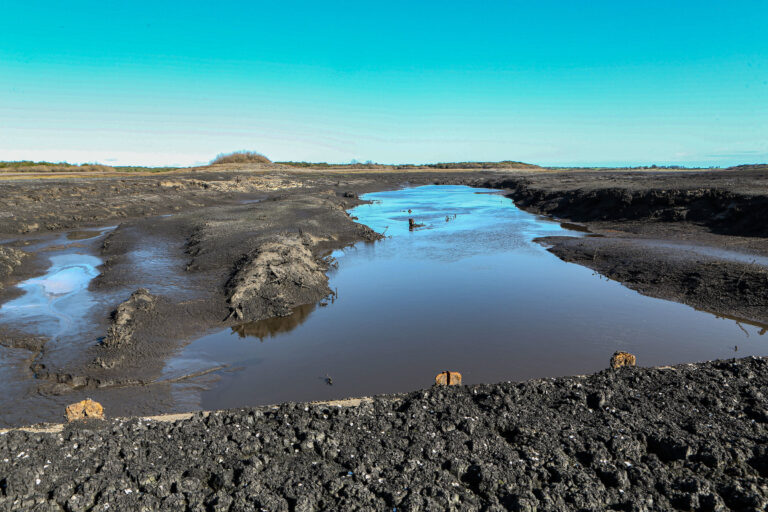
[{"left": 2, "top": 357, "right": 768, "bottom": 511}]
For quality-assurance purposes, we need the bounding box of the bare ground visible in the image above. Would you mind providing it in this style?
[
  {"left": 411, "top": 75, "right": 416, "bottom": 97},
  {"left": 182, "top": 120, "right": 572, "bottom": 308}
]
[{"left": 0, "top": 165, "right": 766, "bottom": 424}]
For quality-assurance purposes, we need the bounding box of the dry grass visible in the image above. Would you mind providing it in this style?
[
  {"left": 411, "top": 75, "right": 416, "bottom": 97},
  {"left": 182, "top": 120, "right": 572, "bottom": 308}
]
[
  {"left": 210, "top": 151, "right": 272, "bottom": 165},
  {"left": 0, "top": 161, "right": 178, "bottom": 174},
  {"left": 278, "top": 160, "right": 542, "bottom": 170}
]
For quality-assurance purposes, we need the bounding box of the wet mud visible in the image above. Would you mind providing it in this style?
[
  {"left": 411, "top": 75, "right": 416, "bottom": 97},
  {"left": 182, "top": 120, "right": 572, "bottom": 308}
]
[
  {"left": 463, "top": 170, "right": 768, "bottom": 326},
  {"left": 0, "top": 167, "right": 766, "bottom": 426},
  {"left": 168, "top": 185, "right": 768, "bottom": 416}
]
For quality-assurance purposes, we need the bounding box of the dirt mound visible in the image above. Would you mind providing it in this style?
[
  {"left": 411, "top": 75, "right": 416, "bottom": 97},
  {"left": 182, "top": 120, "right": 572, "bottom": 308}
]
[
  {"left": 0, "top": 247, "right": 27, "bottom": 288},
  {"left": 226, "top": 235, "right": 331, "bottom": 321},
  {"left": 102, "top": 288, "right": 157, "bottom": 349},
  {"left": 210, "top": 151, "right": 271, "bottom": 165}
]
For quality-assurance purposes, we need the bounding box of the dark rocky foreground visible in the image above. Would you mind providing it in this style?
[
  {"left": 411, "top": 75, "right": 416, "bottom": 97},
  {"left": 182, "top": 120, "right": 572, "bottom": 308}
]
[{"left": 3, "top": 357, "right": 768, "bottom": 511}]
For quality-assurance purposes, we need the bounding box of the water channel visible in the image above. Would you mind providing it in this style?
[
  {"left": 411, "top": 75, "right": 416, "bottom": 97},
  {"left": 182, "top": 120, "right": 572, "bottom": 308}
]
[{"left": 166, "top": 185, "right": 767, "bottom": 410}]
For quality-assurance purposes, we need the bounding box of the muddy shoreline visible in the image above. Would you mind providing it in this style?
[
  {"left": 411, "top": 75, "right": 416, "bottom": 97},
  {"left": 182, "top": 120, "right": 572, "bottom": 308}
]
[
  {"left": 2, "top": 357, "right": 768, "bottom": 510},
  {"left": 0, "top": 166, "right": 767, "bottom": 426},
  {"left": 470, "top": 169, "right": 768, "bottom": 325}
]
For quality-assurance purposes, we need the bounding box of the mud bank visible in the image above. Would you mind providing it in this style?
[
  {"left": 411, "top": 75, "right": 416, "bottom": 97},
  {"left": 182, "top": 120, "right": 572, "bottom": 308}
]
[
  {"left": 475, "top": 168, "right": 768, "bottom": 238},
  {"left": 459, "top": 169, "right": 768, "bottom": 325},
  {"left": 538, "top": 236, "right": 768, "bottom": 326},
  {"left": 2, "top": 357, "right": 768, "bottom": 511}
]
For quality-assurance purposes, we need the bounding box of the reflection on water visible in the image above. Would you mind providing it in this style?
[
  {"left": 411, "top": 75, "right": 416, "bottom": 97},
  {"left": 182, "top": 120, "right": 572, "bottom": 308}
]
[
  {"left": 0, "top": 253, "right": 102, "bottom": 339},
  {"left": 168, "top": 185, "right": 768, "bottom": 411},
  {"left": 232, "top": 303, "right": 317, "bottom": 340},
  {"left": 702, "top": 309, "right": 768, "bottom": 337},
  {"left": 66, "top": 230, "right": 106, "bottom": 241}
]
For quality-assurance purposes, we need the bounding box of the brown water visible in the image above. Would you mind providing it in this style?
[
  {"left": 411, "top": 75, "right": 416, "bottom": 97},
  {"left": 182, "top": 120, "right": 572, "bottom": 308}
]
[{"left": 166, "top": 185, "right": 768, "bottom": 411}]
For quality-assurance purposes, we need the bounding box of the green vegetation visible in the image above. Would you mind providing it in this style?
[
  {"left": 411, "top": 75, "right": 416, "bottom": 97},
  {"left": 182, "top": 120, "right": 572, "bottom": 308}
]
[{"left": 210, "top": 151, "right": 272, "bottom": 165}]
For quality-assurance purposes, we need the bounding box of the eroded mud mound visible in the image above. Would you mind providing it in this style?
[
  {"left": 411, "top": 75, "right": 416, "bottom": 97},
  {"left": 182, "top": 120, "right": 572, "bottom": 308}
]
[
  {"left": 2, "top": 357, "right": 767, "bottom": 511},
  {"left": 0, "top": 247, "right": 27, "bottom": 289},
  {"left": 102, "top": 288, "right": 157, "bottom": 349},
  {"left": 226, "top": 235, "right": 331, "bottom": 321}
]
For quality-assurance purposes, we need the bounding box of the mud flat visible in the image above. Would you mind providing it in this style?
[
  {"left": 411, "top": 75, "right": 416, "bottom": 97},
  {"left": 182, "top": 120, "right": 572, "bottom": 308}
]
[
  {"left": 2, "top": 357, "right": 768, "bottom": 510},
  {"left": 0, "top": 165, "right": 767, "bottom": 425},
  {"left": 0, "top": 168, "right": 501, "bottom": 425},
  {"left": 1, "top": 165, "right": 768, "bottom": 508}
]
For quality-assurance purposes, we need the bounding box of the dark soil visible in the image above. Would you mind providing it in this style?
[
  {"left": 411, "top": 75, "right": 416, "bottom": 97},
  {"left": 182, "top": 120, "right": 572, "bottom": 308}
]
[{"left": 2, "top": 357, "right": 768, "bottom": 511}]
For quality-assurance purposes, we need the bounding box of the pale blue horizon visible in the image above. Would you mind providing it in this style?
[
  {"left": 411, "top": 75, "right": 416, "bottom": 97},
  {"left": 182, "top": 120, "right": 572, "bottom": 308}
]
[{"left": 1, "top": 1, "right": 766, "bottom": 167}]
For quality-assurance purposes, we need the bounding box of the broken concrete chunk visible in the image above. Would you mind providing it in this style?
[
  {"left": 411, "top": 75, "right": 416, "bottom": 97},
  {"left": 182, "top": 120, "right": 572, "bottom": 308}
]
[
  {"left": 610, "top": 351, "right": 637, "bottom": 369},
  {"left": 435, "top": 371, "right": 462, "bottom": 386},
  {"left": 65, "top": 399, "right": 104, "bottom": 422}
]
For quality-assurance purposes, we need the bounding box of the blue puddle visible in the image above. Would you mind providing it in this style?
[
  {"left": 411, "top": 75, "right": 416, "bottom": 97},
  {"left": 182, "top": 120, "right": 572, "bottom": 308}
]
[
  {"left": 0, "top": 253, "right": 102, "bottom": 339},
  {"left": 168, "top": 185, "right": 768, "bottom": 411}
]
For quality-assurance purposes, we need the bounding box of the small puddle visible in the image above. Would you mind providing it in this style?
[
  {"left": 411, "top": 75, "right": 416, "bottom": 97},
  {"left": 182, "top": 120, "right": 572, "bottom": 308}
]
[
  {"left": 169, "top": 185, "right": 768, "bottom": 411},
  {"left": 0, "top": 253, "right": 101, "bottom": 339}
]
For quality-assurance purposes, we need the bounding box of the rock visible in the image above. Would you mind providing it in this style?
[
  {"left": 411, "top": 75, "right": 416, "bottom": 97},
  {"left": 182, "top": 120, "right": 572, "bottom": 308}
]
[
  {"left": 408, "top": 218, "right": 425, "bottom": 230},
  {"left": 65, "top": 399, "right": 104, "bottom": 421},
  {"left": 610, "top": 351, "right": 636, "bottom": 369},
  {"left": 435, "top": 371, "right": 462, "bottom": 386},
  {"left": 587, "top": 391, "right": 606, "bottom": 409}
]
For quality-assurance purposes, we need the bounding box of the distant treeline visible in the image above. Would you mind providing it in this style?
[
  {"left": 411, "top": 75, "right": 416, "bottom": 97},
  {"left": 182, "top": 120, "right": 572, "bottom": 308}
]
[
  {"left": 0, "top": 161, "right": 178, "bottom": 173},
  {"left": 277, "top": 160, "right": 542, "bottom": 169}
]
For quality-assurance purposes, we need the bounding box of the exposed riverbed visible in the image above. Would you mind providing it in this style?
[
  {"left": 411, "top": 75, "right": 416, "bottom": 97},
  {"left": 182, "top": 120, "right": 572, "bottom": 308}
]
[
  {"left": 3, "top": 167, "right": 767, "bottom": 509},
  {"left": 1, "top": 184, "right": 766, "bottom": 425},
  {"left": 167, "top": 185, "right": 767, "bottom": 411}
]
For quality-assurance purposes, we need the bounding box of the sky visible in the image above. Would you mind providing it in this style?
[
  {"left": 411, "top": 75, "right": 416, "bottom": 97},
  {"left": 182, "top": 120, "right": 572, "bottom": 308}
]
[{"left": 0, "top": 1, "right": 766, "bottom": 167}]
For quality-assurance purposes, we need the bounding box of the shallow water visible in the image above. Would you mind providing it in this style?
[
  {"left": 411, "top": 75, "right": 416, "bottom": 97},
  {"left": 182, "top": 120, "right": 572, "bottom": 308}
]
[
  {"left": 168, "top": 185, "right": 768, "bottom": 410},
  {"left": 0, "top": 254, "right": 102, "bottom": 339}
]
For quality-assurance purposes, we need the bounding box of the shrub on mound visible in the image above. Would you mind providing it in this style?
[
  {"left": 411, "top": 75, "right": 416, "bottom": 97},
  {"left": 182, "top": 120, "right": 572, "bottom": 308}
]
[{"left": 211, "top": 151, "right": 272, "bottom": 165}]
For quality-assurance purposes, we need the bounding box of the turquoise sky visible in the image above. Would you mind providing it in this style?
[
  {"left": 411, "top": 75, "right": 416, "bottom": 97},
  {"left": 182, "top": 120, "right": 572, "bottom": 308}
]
[{"left": 1, "top": 1, "right": 766, "bottom": 167}]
